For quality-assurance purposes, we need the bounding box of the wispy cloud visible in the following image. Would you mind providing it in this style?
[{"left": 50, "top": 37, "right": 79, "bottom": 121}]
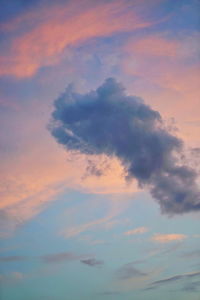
[
  {"left": 0, "top": 0, "right": 153, "bottom": 78},
  {"left": 123, "top": 32, "right": 200, "bottom": 148},
  {"left": 97, "top": 290, "right": 122, "bottom": 296},
  {"left": 150, "top": 270, "right": 200, "bottom": 288},
  {"left": 41, "top": 252, "right": 88, "bottom": 264},
  {"left": 181, "top": 250, "right": 200, "bottom": 259},
  {"left": 0, "top": 113, "right": 134, "bottom": 237},
  {"left": 151, "top": 233, "right": 187, "bottom": 243},
  {"left": 116, "top": 263, "right": 147, "bottom": 280},
  {"left": 61, "top": 198, "right": 128, "bottom": 238},
  {"left": 182, "top": 280, "right": 200, "bottom": 293},
  {"left": 0, "top": 256, "right": 26, "bottom": 262},
  {"left": 0, "top": 271, "right": 24, "bottom": 283},
  {"left": 124, "top": 226, "right": 149, "bottom": 236},
  {"left": 81, "top": 258, "right": 104, "bottom": 267},
  {"left": 193, "top": 234, "right": 200, "bottom": 238}
]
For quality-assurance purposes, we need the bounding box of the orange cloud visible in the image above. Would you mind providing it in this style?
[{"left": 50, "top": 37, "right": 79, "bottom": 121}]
[
  {"left": 151, "top": 233, "right": 187, "bottom": 243},
  {"left": 124, "top": 227, "right": 149, "bottom": 235},
  {"left": 0, "top": 0, "right": 152, "bottom": 78}
]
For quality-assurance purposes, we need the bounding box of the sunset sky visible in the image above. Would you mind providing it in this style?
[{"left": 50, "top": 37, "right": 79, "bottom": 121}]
[{"left": 0, "top": 1, "right": 200, "bottom": 299}]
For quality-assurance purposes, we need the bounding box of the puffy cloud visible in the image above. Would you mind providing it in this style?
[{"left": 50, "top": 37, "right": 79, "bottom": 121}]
[
  {"left": 49, "top": 78, "right": 200, "bottom": 215},
  {"left": 151, "top": 233, "right": 187, "bottom": 243}
]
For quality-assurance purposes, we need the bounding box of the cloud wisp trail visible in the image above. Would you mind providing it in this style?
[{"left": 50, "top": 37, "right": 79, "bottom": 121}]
[{"left": 49, "top": 78, "right": 200, "bottom": 215}]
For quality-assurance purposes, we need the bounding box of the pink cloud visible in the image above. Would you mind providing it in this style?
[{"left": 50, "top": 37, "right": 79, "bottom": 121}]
[
  {"left": 0, "top": 0, "right": 152, "bottom": 78},
  {"left": 127, "top": 35, "right": 179, "bottom": 57},
  {"left": 124, "top": 34, "right": 200, "bottom": 94},
  {"left": 124, "top": 227, "right": 149, "bottom": 236},
  {"left": 151, "top": 233, "right": 187, "bottom": 243},
  {"left": 122, "top": 33, "right": 200, "bottom": 147},
  {"left": 1, "top": 143, "right": 136, "bottom": 234}
]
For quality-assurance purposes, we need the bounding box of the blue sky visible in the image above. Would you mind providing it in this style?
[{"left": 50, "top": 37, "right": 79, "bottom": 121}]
[{"left": 0, "top": 1, "right": 200, "bottom": 299}]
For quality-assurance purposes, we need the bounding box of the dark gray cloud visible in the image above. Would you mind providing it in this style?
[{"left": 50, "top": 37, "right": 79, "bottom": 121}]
[
  {"left": 84, "top": 159, "right": 106, "bottom": 178},
  {"left": 81, "top": 258, "right": 104, "bottom": 267},
  {"left": 49, "top": 78, "right": 200, "bottom": 215},
  {"left": 116, "top": 262, "right": 147, "bottom": 280},
  {"left": 86, "top": 160, "right": 104, "bottom": 177}
]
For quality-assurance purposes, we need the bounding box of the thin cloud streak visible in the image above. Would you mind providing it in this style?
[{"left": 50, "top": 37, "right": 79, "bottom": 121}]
[
  {"left": 116, "top": 262, "right": 147, "bottom": 280},
  {"left": 124, "top": 226, "right": 149, "bottom": 236},
  {"left": 81, "top": 258, "right": 104, "bottom": 267},
  {"left": 41, "top": 252, "right": 90, "bottom": 264},
  {"left": 0, "top": 256, "right": 26, "bottom": 262},
  {"left": 150, "top": 270, "right": 200, "bottom": 288}
]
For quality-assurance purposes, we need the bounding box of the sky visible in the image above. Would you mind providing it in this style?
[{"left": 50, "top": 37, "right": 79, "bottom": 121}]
[{"left": 0, "top": 0, "right": 200, "bottom": 299}]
